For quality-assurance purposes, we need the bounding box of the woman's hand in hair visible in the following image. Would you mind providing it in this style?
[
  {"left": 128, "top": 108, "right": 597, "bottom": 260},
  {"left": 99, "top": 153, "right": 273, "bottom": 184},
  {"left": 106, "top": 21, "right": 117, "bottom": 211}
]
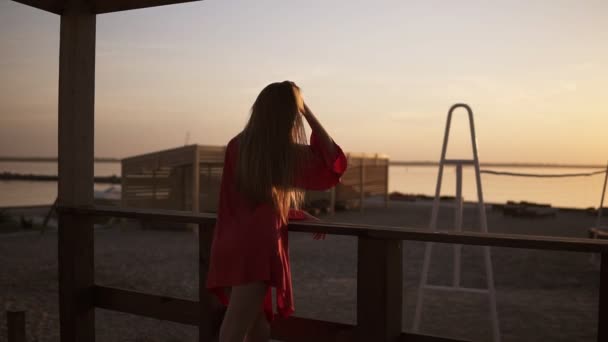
[{"left": 301, "top": 102, "right": 336, "bottom": 165}]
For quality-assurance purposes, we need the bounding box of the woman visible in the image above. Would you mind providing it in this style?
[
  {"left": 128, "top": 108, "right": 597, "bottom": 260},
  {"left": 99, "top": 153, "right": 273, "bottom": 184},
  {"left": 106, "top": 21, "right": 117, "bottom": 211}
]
[{"left": 206, "top": 81, "right": 347, "bottom": 342}]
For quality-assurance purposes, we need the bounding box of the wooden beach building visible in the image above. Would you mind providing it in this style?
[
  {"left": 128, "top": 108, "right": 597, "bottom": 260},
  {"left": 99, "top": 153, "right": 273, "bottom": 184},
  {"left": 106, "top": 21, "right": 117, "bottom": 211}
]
[
  {"left": 121, "top": 145, "right": 390, "bottom": 215},
  {"left": 8, "top": 0, "right": 608, "bottom": 342}
]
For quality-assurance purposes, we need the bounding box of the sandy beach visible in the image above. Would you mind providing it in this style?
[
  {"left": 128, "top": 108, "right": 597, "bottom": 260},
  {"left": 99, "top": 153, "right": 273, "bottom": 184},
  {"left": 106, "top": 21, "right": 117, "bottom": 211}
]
[{"left": 0, "top": 200, "right": 602, "bottom": 341}]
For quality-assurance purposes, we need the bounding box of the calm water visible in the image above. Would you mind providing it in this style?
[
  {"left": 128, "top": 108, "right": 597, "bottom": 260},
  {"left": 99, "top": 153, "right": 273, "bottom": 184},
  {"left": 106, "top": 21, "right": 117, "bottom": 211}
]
[{"left": 0, "top": 162, "right": 606, "bottom": 209}]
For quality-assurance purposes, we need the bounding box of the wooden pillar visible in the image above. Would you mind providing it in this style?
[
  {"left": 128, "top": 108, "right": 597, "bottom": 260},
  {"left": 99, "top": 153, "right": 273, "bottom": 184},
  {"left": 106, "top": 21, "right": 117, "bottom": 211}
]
[
  {"left": 599, "top": 252, "right": 608, "bottom": 342},
  {"left": 199, "top": 222, "right": 221, "bottom": 341},
  {"left": 6, "top": 310, "right": 25, "bottom": 342},
  {"left": 57, "top": 1, "right": 96, "bottom": 341},
  {"left": 357, "top": 237, "right": 403, "bottom": 341}
]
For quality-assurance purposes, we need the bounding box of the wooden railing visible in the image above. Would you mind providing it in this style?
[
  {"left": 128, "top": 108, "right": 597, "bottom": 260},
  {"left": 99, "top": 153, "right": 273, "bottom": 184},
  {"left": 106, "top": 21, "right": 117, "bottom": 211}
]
[{"left": 57, "top": 205, "right": 608, "bottom": 342}]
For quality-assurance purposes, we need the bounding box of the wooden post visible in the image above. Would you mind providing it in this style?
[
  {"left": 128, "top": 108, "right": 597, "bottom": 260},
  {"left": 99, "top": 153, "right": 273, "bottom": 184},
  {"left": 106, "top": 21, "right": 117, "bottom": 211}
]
[
  {"left": 192, "top": 146, "right": 200, "bottom": 214},
  {"left": 57, "top": 1, "right": 96, "bottom": 341},
  {"left": 152, "top": 170, "right": 157, "bottom": 199},
  {"left": 360, "top": 159, "right": 365, "bottom": 212},
  {"left": 384, "top": 159, "right": 390, "bottom": 209},
  {"left": 199, "top": 222, "right": 222, "bottom": 341},
  {"left": 6, "top": 310, "right": 25, "bottom": 342},
  {"left": 599, "top": 252, "right": 607, "bottom": 342},
  {"left": 357, "top": 237, "right": 402, "bottom": 341}
]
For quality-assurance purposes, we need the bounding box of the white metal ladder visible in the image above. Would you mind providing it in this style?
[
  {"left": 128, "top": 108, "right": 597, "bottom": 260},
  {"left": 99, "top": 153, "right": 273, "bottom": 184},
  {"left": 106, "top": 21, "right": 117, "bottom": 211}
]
[{"left": 412, "top": 104, "right": 500, "bottom": 342}]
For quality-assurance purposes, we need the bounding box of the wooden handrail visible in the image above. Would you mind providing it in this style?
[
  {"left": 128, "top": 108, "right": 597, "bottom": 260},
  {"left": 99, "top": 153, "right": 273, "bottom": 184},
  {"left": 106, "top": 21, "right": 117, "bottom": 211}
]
[
  {"left": 94, "top": 286, "right": 200, "bottom": 325},
  {"left": 58, "top": 205, "right": 608, "bottom": 253}
]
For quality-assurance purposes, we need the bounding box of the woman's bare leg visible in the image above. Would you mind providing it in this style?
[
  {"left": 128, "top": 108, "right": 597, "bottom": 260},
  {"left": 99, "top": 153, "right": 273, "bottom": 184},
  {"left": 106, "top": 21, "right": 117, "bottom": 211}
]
[
  {"left": 245, "top": 311, "right": 270, "bottom": 342},
  {"left": 219, "top": 282, "right": 266, "bottom": 342}
]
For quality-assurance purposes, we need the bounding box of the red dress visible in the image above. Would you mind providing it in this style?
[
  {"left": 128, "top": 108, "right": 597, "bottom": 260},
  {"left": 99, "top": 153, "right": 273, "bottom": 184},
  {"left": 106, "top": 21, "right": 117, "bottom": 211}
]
[{"left": 206, "top": 131, "right": 347, "bottom": 321}]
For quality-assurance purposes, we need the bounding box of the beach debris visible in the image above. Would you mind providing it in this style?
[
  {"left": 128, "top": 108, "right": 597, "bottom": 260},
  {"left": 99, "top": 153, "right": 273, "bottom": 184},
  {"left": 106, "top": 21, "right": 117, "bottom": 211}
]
[
  {"left": 0, "top": 209, "right": 11, "bottom": 223},
  {"left": 502, "top": 201, "right": 558, "bottom": 218},
  {"left": 388, "top": 192, "right": 434, "bottom": 202},
  {"left": 19, "top": 215, "right": 33, "bottom": 229}
]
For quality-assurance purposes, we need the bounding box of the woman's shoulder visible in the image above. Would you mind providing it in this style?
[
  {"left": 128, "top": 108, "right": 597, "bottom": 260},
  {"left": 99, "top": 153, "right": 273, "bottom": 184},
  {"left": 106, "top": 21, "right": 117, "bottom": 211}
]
[
  {"left": 227, "top": 133, "right": 242, "bottom": 148},
  {"left": 224, "top": 133, "right": 241, "bottom": 155},
  {"left": 223, "top": 133, "right": 242, "bottom": 167}
]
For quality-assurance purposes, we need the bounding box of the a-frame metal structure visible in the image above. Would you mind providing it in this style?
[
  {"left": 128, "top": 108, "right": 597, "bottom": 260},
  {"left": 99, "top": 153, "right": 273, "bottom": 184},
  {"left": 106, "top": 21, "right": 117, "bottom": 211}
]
[{"left": 412, "top": 104, "right": 500, "bottom": 341}]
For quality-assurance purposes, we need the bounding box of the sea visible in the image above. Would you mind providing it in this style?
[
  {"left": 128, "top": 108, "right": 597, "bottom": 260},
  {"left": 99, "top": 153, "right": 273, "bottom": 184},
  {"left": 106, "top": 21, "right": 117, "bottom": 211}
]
[{"left": 0, "top": 161, "right": 606, "bottom": 209}]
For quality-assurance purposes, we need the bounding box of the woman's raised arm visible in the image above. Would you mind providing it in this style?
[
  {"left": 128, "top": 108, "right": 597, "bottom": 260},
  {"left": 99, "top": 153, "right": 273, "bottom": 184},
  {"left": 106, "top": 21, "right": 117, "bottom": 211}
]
[{"left": 302, "top": 103, "right": 336, "bottom": 166}]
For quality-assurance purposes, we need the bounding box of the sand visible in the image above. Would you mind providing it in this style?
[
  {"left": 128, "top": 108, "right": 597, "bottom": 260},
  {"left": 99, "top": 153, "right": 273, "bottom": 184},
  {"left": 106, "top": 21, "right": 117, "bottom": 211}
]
[{"left": 0, "top": 200, "right": 602, "bottom": 341}]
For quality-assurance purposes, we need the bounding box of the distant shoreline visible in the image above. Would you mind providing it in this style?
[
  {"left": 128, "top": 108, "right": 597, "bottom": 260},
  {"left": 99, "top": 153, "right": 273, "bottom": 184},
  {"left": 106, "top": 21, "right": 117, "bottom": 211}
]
[
  {"left": 0, "top": 172, "right": 120, "bottom": 184},
  {"left": 0, "top": 157, "right": 120, "bottom": 163},
  {"left": 0, "top": 157, "right": 604, "bottom": 169}
]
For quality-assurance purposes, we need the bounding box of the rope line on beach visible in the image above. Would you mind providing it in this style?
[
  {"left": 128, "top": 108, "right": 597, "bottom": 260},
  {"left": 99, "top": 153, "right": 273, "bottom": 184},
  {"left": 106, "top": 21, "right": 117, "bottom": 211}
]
[{"left": 480, "top": 169, "right": 607, "bottom": 178}]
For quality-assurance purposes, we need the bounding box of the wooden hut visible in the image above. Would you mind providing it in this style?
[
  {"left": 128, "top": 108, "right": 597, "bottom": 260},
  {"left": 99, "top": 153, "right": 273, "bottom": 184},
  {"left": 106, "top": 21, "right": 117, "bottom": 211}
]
[
  {"left": 121, "top": 145, "right": 225, "bottom": 214},
  {"left": 122, "top": 146, "right": 389, "bottom": 214}
]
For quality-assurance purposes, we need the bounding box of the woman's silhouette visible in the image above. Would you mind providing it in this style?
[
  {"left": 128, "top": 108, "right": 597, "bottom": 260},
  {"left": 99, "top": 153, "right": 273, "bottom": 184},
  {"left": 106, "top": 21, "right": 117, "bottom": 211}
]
[{"left": 206, "top": 81, "right": 347, "bottom": 342}]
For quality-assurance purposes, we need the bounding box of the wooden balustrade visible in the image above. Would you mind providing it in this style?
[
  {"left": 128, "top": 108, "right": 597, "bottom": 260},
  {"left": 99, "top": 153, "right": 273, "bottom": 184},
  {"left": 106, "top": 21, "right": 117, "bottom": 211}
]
[{"left": 56, "top": 205, "right": 608, "bottom": 342}]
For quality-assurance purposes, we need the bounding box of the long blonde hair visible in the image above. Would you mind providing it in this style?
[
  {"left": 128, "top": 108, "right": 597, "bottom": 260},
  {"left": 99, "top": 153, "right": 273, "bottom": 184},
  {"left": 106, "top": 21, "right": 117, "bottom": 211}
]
[{"left": 236, "top": 81, "right": 307, "bottom": 223}]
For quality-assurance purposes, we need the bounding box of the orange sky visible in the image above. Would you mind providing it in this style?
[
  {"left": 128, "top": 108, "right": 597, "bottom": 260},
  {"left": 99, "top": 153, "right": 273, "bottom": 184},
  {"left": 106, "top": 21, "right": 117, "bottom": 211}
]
[{"left": 1, "top": 0, "right": 607, "bottom": 164}]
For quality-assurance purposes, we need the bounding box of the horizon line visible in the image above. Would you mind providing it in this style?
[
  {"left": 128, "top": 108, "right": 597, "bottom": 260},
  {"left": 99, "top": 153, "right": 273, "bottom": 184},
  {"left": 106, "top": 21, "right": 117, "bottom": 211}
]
[{"left": 0, "top": 156, "right": 606, "bottom": 169}]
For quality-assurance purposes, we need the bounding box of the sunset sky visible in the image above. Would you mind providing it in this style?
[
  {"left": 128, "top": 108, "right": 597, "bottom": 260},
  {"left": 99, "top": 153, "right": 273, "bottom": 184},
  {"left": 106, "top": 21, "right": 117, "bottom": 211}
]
[{"left": 1, "top": 0, "right": 607, "bottom": 164}]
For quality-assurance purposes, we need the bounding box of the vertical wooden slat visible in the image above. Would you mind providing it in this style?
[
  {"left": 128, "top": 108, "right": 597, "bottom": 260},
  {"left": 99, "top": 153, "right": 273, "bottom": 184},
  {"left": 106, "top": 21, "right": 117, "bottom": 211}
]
[
  {"left": 199, "top": 222, "right": 221, "bottom": 341},
  {"left": 57, "top": 1, "right": 96, "bottom": 341},
  {"left": 384, "top": 160, "right": 390, "bottom": 209},
  {"left": 152, "top": 170, "right": 157, "bottom": 199},
  {"left": 192, "top": 146, "right": 200, "bottom": 213},
  {"left": 599, "top": 252, "right": 608, "bottom": 342},
  {"left": 357, "top": 237, "right": 403, "bottom": 342},
  {"left": 6, "top": 310, "right": 26, "bottom": 342},
  {"left": 360, "top": 159, "right": 365, "bottom": 212},
  {"left": 120, "top": 160, "right": 127, "bottom": 207}
]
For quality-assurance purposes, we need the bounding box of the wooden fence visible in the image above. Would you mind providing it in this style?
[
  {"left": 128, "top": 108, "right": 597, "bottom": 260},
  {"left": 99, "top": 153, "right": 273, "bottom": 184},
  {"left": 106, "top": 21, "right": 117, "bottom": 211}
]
[{"left": 56, "top": 205, "right": 608, "bottom": 342}]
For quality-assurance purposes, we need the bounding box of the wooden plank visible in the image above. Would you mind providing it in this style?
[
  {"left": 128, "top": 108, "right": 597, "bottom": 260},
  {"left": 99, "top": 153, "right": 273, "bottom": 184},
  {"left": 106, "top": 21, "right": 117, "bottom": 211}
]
[
  {"left": 94, "top": 286, "right": 200, "bottom": 325},
  {"left": 58, "top": 205, "right": 217, "bottom": 224},
  {"left": 271, "top": 316, "right": 354, "bottom": 342},
  {"left": 57, "top": 1, "right": 96, "bottom": 341},
  {"left": 6, "top": 310, "right": 26, "bottom": 342},
  {"left": 599, "top": 252, "right": 608, "bottom": 342},
  {"left": 199, "top": 221, "right": 223, "bottom": 341},
  {"left": 57, "top": 205, "right": 608, "bottom": 252},
  {"left": 11, "top": 0, "right": 63, "bottom": 14},
  {"left": 270, "top": 316, "right": 468, "bottom": 342},
  {"left": 401, "top": 332, "right": 471, "bottom": 342},
  {"left": 357, "top": 237, "right": 402, "bottom": 341},
  {"left": 192, "top": 146, "right": 200, "bottom": 214},
  {"left": 93, "top": 0, "right": 201, "bottom": 14}
]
